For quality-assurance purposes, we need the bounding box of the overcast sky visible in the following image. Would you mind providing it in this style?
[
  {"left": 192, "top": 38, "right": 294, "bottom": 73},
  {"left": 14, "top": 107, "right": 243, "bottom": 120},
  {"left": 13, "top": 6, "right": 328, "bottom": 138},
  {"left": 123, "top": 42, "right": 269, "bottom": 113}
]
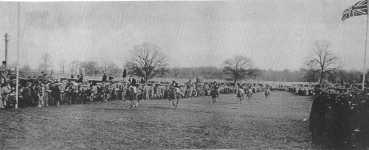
[{"left": 0, "top": 0, "right": 366, "bottom": 71}]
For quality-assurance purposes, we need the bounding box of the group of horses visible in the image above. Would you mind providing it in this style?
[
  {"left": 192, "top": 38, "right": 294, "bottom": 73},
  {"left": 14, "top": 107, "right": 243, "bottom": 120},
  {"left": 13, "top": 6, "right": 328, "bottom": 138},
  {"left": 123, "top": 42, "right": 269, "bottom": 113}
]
[
  {"left": 236, "top": 86, "right": 271, "bottom": 103},
  {"left": 124, "top": 82, "right": 273, "bottom": 109},
  {"left": 125, "top": 84, "right": 185, "bottom": 109},
  {"left": 236, "top": 87, "right": 254, "bottom": 103}
]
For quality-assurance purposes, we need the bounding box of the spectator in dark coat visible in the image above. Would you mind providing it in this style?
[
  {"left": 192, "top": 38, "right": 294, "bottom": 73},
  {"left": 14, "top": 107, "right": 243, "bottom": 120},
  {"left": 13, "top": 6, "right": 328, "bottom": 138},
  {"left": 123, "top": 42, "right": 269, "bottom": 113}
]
[{"left": 21, "top": 83, "right": 33, "bottom": 107}]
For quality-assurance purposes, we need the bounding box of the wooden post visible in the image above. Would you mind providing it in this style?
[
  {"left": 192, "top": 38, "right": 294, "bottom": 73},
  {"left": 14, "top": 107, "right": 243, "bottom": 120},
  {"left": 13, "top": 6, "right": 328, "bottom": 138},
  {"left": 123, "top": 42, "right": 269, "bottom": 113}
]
[{"left": 15, "top": 2, "right": 20, "bottom": 109}]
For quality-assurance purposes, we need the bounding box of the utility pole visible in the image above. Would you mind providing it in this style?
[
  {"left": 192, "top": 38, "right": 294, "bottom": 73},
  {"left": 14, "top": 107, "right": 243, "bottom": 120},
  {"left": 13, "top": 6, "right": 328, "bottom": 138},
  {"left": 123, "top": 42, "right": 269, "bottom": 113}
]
[{"left": 4, "top": 33, "right": 8, "bottom": 66}]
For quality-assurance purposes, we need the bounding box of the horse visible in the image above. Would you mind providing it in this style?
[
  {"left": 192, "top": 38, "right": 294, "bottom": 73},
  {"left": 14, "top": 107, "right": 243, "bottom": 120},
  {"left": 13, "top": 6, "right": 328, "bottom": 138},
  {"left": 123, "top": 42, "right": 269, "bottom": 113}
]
[
  {"left": 102, "top": 85, "right": 111, "bottom": 102},
  {"left": 236, "top": 87, "right": 245, "bottom": 103},
  {"left": 264, "top": 88, "right": 271, "bottom": 98},
  {"left": 126, "top": 85, "right": 138, "bottom": 109},
  {"left": 90, "top": 85, "right": 98, "bottom": 102},
  {"left": 210, "top": 87, "right": 219, "bottom": 104},
  {"left": 185, "top": 86, "right": 193, "bottom": 98},
  {"left": 167, "top": 86, "right": 183, "bottom": 108},
  {"left": 244, "top": 88, "right": 253, "bottom": 100}
]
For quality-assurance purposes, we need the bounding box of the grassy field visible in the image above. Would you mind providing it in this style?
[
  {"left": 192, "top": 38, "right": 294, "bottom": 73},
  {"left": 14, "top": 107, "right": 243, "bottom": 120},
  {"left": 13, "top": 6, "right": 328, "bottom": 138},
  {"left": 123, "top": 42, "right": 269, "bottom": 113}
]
[{"left": 0, "top": 91, "right": 321, "bottom": 150}]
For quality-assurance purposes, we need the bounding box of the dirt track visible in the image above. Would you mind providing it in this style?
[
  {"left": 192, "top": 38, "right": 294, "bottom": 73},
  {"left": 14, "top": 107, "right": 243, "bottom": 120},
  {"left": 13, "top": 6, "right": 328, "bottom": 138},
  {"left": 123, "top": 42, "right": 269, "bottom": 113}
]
[{"left": 0, "top": 91, "right": 319, "bottom": 150}]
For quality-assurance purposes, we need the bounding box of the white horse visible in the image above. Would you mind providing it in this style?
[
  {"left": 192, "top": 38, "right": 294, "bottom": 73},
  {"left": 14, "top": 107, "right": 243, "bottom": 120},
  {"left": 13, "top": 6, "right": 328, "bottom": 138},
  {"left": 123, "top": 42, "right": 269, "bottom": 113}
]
[
  {"left": 236, "top": 88, "right": 245, "bottom": 103},
  {"left": 127, "top": 85, "right": 138, "bottom": 108}
]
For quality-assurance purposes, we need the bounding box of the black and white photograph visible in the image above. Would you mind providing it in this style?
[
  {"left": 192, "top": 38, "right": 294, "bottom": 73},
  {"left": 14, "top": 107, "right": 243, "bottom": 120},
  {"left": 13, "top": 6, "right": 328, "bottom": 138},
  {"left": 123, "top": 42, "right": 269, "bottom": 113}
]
[{"left": 0, "top": 0, "right": 369, "bottom": 149}]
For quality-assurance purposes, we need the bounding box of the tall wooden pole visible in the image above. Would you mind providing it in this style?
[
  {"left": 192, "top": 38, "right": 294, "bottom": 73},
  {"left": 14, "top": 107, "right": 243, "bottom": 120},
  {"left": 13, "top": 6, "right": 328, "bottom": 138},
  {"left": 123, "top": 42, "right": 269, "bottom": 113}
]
[
  {"left": 4, "top": 33, "right": 8, "bottom": 65},
  {"left": 15, "top": 2, "right": 20, "bottom": 109}
]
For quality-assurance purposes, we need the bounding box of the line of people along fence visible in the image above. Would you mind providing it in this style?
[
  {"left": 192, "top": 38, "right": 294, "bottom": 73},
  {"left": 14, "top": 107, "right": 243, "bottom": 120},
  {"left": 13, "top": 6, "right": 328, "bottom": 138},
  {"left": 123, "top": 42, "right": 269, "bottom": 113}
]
[
  {"left": 0, "top": 78, "right": 265, "bottom": 109},
  {"left": 268, "top": 84, "right": 316, "bottom": 96}
]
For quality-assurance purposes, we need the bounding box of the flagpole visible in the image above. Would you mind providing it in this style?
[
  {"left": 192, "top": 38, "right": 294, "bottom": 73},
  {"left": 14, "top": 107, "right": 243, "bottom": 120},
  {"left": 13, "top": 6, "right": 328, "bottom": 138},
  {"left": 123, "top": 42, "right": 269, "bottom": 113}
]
[
  {"left": 362, "top": 1, "right": 369, "bottom": 91},
  {"left": 15, "top": 2, "right": 20, "bottom": 109}
]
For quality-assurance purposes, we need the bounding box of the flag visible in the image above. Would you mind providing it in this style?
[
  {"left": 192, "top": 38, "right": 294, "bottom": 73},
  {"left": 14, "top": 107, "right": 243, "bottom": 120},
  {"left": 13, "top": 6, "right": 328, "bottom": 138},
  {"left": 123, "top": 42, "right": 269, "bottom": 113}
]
[{"left": 342, "top": 0, "right": 368, "bottom": 21}]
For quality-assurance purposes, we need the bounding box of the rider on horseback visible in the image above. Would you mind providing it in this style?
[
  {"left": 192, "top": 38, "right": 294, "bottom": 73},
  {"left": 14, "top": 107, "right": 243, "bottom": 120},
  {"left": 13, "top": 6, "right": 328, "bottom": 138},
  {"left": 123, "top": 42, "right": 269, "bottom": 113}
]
[
  {"left": 210, "top": 81, "right": 219, "bottom": 104},
  {"left": 264, "top": 86, "right": 271, "bottom": 98},
  {"left": 236, "top": 83, "right": 245, "bottom": 103},
  {"left": 168, "top": 81, "right": 181, "bottom": 108},
  {"left": 127, "top": 82, "right": 138, "bottom": 109}
]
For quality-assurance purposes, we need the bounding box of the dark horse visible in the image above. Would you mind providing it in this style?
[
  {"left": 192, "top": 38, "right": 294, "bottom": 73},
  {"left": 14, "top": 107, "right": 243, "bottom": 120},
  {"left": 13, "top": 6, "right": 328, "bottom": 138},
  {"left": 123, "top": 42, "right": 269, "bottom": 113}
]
[
  {"left": 210, "top": 88, "right": 219, "bottom": 104},
  {"left": 168, "top": 86, "right": 183, "bottom": 108},
  {"left": 264, "top": 88, "right": 271, "bottom": 98}
]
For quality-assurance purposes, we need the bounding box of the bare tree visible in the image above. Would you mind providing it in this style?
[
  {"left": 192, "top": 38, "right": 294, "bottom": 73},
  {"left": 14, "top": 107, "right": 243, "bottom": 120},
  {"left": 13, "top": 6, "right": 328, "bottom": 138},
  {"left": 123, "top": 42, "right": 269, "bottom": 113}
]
[
  {"left": 38, "top": 52, "right": 52, "bottom": 74},
  {"left": 223, "top": 55, "right": 254, "bottom": 84},
  {"left": 125, "top": 42, "right": 168, "bottom": 82},
  {"left": 306, "top": 40, "right": 339, "bottom": 84}
]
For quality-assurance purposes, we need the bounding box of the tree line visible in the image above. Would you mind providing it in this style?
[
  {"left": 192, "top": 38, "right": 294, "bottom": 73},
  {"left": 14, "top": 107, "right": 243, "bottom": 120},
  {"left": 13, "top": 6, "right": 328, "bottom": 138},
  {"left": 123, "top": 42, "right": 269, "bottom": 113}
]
[{"left": 18, "top": 41, "right": 364, "bottom": 84}]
